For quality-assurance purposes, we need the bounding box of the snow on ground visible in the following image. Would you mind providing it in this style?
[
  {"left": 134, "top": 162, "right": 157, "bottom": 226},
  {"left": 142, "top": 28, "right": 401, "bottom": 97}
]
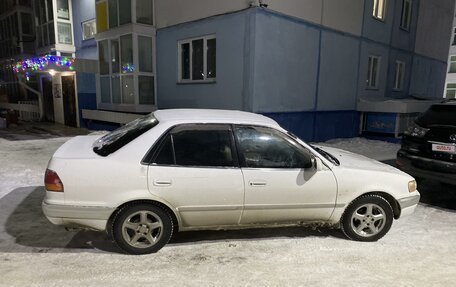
[{"left": 0, "top": 136, "right": 455, "bottom": 286}]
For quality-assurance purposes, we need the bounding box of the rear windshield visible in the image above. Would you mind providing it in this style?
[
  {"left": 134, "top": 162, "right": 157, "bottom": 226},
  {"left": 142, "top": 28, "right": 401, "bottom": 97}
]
[
  {"left": 93, "top": 114, "right": 158, "bottom": 156},
  {"left": 415, "top": 104, "right": 456, "bottom": 128}
]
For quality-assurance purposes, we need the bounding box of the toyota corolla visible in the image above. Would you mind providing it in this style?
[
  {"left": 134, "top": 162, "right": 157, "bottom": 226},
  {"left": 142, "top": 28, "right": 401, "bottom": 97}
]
[{"left": 43, "top": 109, "right": 420, "bottom": 254}]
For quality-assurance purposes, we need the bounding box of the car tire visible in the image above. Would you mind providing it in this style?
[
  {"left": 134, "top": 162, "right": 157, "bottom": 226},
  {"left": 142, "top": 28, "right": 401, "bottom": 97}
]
[
  {"left": 111, "top": 204, "right": 173, "bottom": 254},
  {"left": 340, "top": 194, "right": 393, "bottom": 242}
]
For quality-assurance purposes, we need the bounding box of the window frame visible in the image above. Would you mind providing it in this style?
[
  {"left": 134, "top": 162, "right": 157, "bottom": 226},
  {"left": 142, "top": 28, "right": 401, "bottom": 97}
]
[
  {"left": 97, "top": 33, "right": 155, "bottom": 107},
  {"left": 366, "top": 55, "right": 381, "bottom": 90},
  {"left": 449, "top": 55, "right": 456, "bottom": 73},
  {"left": 372, "top": 0, "right": 387, "bottom": 21},
  {"left": 399, "top": 0, "right": 412, "bottom": 31},
  {"left": 452, "top": 27, "right": 456, "bottom": 46},
  {"left": 82, "top": 18, "right": 97, "bottom": 41},
  {"left": 393, "top": 60, "right": 405, "bottom": 91},
  {"left": 177, "top": 34, "right": 216, "bottom": 83}
]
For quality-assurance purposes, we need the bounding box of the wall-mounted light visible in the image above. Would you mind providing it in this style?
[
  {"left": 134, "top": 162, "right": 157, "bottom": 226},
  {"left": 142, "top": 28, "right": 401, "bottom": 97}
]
[{"left": 48, "top": 69, "right": 56, "bottom": 76}]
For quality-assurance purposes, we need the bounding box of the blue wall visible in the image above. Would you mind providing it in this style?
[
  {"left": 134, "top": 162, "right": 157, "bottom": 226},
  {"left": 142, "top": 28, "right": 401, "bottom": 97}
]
[
  {"left": 155, "top": 5, "right": 446, "bottom": 141},
  {"left": 76, "top": 72, "right": 96, "bottom": 128},
  {"left": 156, "top": 10, "right": 249, "bottom": 110},
  {"left": 252, "top": 12, "right": 319, "bottom": 113},
  {"left": 72, "top": 0, "right": 97, "bottom": 60}
]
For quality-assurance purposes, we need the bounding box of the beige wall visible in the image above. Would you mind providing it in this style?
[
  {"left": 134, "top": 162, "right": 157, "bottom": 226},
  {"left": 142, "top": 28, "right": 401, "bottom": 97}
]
[
  {"left": 415, "top": 0, "right": 455, "bottom": 62},
  {"left": 155, "top": 0, "right": 364, "bottom": 36},
  {"left": 321, "top": 0, "right": 364, "bottom": 36}
]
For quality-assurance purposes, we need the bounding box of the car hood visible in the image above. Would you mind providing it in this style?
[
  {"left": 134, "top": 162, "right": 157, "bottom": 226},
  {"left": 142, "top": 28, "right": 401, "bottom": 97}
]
[
  {"left": 316, "top": 145, "right": 406, "bottom": 175},
  {"left": 52, "top": 134, "right": 103, "bottom": 159}
]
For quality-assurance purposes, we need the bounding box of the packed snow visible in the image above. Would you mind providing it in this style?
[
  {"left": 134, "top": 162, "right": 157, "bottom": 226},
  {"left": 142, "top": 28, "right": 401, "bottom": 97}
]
[{"left": 0, "top": 135, "right": 455, "bottom": 286}]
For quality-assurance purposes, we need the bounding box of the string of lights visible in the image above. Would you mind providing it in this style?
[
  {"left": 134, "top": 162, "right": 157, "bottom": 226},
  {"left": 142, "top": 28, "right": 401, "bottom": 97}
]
[{"left": 12, "top": 54, "right": 75, "bottom": 73}]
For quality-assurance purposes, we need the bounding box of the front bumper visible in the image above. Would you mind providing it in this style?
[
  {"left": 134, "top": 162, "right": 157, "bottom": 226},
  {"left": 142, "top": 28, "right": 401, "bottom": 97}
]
[
  {"left": 397, "top": 150, "right": 456, "bottom": 186},
  {"left": 42, "top": 201, "right": 115, "bottom": 231},
  {"left": 397, "top": 192, "right": 420, "bottom": 218}
]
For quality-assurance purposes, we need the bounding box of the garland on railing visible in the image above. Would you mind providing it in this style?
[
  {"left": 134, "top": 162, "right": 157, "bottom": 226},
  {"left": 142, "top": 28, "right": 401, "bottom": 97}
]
[{"left": 12, "top": 54, "right": 75, "bottom": 73}]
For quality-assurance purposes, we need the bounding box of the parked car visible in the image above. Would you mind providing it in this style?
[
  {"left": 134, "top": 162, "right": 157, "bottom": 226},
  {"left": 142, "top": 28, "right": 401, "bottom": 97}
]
[
  {"left": 397, "top": 102, "right": 456, "bottom": 186},
  {"left": 43, "top": 109, "right": 420, "bottom": 254}
]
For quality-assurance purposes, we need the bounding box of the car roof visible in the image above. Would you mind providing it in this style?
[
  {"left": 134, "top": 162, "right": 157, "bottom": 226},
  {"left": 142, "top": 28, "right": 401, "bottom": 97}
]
[{"left": 153, "top": 109, "right": 280, "bottom": 127}]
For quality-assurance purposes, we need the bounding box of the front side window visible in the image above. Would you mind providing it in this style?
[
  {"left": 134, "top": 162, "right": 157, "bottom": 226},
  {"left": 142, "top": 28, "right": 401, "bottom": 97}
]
[
  {"left": 367, "top": 55, "right": 381, "bottom": 89},
  {"left": 449, "top": 55, "right": 456, "bottom": 73},
  {"left": 153, "top": 125, "right": 235, "bottom": 167},
  {"left": 178, "top": 35, "right": 216, "bottom": 82},
  {"left": 400, "top": 0, "right": 412, "bottom": 30},
  {"left": 82, "top": 19, "right": 97, "bottom": 40},
  {"left": 234, "top": 126, "right": 312, "bottom": 169},
  {"left": 373, "top": 0, "right": 387, "bottom": 20},
  {"left": 393, "top": 61, "right": 405, "bottom": 91}
]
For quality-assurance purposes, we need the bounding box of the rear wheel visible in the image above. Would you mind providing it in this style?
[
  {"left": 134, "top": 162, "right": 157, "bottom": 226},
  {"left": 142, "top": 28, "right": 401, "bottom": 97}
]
[
  {"left": 341, "top": 195, "right": 393, "bottom": 242},
  {"left": 112, "top": 204, "right": 173, "bottom": 254}
]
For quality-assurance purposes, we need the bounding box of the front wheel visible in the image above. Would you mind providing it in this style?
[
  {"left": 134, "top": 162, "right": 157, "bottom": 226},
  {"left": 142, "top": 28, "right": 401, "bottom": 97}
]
[
  {"left": 341, "top": 195, "right": 393, "bottom": 242},
  {"left": 112, "top": 204, "right": 173, "bottom": 254}
]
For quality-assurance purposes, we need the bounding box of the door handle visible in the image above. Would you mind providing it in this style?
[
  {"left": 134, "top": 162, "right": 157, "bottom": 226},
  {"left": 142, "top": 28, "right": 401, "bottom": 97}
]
[
  {"left": 249, "top": 181, "right": 267, "bottom": 187},
  {"left": 153, "top": 180, "right": 172, "bottom": 186}
]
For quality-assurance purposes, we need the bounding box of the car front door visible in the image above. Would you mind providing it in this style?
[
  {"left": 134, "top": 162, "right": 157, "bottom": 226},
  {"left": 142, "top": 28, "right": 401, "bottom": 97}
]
[
  {"left": 234, "top": 126, "right": 338, "bottom": 224},
  {"left": 147, "top": 124, "right": 244, "bottom": 228}
]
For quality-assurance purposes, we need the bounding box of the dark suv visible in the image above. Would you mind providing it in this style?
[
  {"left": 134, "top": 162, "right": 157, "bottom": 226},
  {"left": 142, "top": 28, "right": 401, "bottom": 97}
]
[{"left": 397, "top": 102, "right": 456, "bottom": 186}]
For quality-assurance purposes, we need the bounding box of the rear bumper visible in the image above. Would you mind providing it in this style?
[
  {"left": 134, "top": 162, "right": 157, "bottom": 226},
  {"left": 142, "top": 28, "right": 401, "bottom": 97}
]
[
  {"left": 42, "top": 201, "right": 115, "bottom": 231},
  {"left": 396, "top": 150, "right": 456, "bottom": 186}
]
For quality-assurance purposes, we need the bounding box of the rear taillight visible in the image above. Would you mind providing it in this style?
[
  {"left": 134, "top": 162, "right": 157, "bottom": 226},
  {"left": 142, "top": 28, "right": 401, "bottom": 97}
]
[{"left": 44, "top": 169, "right": 64, "bottom": 192}]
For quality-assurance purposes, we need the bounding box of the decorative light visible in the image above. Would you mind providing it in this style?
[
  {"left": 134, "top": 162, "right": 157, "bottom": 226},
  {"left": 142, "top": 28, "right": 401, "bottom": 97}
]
[
  {"left": 121, "top": 63, "right": 134, "bottom": 73},
  {"left": 12, "top": 54, "right": 75, "bottom": 73}
]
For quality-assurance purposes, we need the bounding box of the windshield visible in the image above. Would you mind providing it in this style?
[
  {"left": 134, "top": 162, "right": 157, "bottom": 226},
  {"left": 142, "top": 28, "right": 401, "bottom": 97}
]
[
  {"left": 93, "top": 114, "right": 158, "bottom": 156},
  {"left": 415, "top": 104, "right": 456, "bottom": 128},
  {"left": 310, "top": 144, "right": 340, "bottom": 166}
]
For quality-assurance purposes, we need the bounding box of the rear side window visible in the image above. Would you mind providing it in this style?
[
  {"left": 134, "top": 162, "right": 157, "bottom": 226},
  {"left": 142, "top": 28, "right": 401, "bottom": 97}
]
[
  {"left": 93, "top": 114, "right": 158, "bottom": 156},
  {"left": 416, "top": 104, "right": 456, "bottom": 127},
  {"left": 152, "top": 124, "right": 237, "bottom": 167}
]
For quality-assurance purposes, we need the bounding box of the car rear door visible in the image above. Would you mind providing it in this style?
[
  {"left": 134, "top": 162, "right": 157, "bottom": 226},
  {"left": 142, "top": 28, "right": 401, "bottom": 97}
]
[
  {"left": 147, "top": 124, "right": 244, "bottom": 228},
  {"left": 234, "top": 125, "right": 338, "bottom": 224}
]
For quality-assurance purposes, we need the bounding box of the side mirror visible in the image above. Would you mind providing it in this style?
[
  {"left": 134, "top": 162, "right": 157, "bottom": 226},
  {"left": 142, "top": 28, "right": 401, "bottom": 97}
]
[{"left": 303, "top": 155, "right": 315, "bottom": 169}]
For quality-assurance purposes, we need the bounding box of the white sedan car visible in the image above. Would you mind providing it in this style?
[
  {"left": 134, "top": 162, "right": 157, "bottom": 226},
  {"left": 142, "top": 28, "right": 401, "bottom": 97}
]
[{"left": 43, "top": 109, "right": 420, "bottom": 254}]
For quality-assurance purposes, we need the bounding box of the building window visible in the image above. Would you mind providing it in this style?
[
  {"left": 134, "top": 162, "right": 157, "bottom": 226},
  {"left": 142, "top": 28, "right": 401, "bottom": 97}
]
[
  {"left": 98, "top": 34, "right": 155, "bottom": 107},
  {"left": 57, "top": 22, "right": 72, "bottom": 44},
  {"left": 20, "top": 13, "right": 33, "bottom": 35},
  {"left": 446, "top": 83, "right": 456, "bottom": 98},
  {"left": 178, "top": 35, "right": 216, "bottom": 82},
  {"left": 96, "top": 1, "right": 108, "bottom": 33},
  {"left": 34, "top": 0, "right": 55, "bottom": 47},
  {"left": 449, "top": 55, "right": 456, "bottom": 73},
  {"left": 136, "top": 0, "right": 153, "bottom": 25},
  {"left": 400, "top": 0, "right": 412, "bottom": 30},
  {"left": 452, "top": 28, "right": 456, "bottom": 46},
  {"left": 82, "top": 19, "right": 96, "bottom": 40},
  {"left": 56, "top": 0, "right": 70, "bottom": 20},
  {"left": 393, "top": 61, "right": 405, "bottom": 91},
  {"left": 119, "top": 0, "right": 132, "bottom": 25},
  {"left": 366, "top": 55, "right": 381, "bottom": 89},
  {"left": 373, "top": 0, "right": 387, "bottom": 20}
]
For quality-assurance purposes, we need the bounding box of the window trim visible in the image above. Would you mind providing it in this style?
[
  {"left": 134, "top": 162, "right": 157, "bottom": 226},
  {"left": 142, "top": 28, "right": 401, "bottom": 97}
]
[
  {"left": 393, "top": 60, "right": 405, "bottom": 91},
  {"left": 372, "top": 0, "right": 387, "bottom": 21},
  {"left": 399, "top": 0, "right": 412, "bottom": 31},
  {"left": 177, "top": 34, "right": 216, "bottom": 83},
  {"left": 366, "top": 55, "right": 381, "bottom": 90},
  {"left": 445, "top": 83, "right": 456, "bottom": 99},
  {"left": 82, "top": 18, "right": 96, "bottom": 41}
]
